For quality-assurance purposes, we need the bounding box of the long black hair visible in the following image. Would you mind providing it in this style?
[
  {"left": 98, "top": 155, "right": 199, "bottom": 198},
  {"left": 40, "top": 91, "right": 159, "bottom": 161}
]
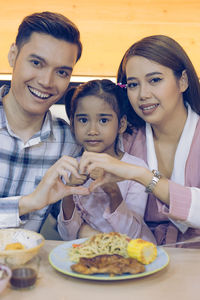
[{"left": 117, "top": 35, "right": 200, "bottom": 128}]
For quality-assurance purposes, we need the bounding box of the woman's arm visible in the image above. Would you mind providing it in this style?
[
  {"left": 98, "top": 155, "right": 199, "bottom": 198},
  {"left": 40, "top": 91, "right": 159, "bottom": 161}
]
[
  {"left": 79, "top": 151, "right": 170, "bottom": 204},
  {"left": 79, "top": 151, "right": 200, "bottom": 229}
]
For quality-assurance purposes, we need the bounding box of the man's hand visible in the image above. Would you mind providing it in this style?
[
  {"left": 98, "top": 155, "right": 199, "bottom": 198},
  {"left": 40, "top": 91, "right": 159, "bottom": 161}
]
[{"left": 19, "top": 155, "right": 90, "bottom": 216}]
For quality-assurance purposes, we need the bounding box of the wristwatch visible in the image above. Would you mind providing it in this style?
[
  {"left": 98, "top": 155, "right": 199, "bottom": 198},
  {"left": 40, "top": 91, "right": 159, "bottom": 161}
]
[{"left": 145, "top": 170, "right": 162, "bottom": 194}]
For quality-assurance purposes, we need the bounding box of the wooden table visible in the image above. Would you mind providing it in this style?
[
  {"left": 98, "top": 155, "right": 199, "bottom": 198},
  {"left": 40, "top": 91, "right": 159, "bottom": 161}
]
[{"left": 1, "top": 240, "right": 200, "bottom": 300}]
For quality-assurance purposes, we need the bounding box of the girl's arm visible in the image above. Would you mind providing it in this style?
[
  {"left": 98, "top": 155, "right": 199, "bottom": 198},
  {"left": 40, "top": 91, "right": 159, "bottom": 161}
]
[
  {"left": 78, "top": 222, "right": 101, "bottom": 238},
  {"left": 101, "top": 183, "right": 123, "bottom": 213},
  {"left": 101, "top": 177, "right": 156, "bottom": 242},
  {"left": 61, "top": 195, "right": 75, "bottom": 220},
  {"left": 79, "top": 152, "right": 156, "bottom": 241},
  {"left": 89, "top": 167, "right": 123, "bottom": 213},
  {"left": 57, "top": 172, "right": 90, "bottom": 241},
  {"left": 57, "top": 197, "right": 84, "bottom": 241}
]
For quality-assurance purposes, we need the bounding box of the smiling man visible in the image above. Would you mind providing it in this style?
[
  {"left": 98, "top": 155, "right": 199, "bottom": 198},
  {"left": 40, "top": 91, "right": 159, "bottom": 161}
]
[{"left": 0, "top": 11, "right": 83, "bottom": 231}]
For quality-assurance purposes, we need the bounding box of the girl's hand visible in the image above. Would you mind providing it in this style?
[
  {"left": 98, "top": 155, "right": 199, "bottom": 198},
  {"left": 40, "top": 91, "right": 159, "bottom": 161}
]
[
  {"left": 68, "top": 173, "right": 88, "bottom": 186},
  {"left": 89, "top": 167, "right": 104, "bottom": 180},
  {"left": 79, "top": 152, "right": 126, "bottom": 191},
  {"left": 78, "top": 223, "right": 101, "bottom": 238}
]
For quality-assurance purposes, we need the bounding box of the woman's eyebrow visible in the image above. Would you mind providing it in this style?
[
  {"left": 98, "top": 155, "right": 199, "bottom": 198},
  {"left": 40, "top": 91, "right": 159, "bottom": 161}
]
[{"left": 127, "top": 72, "right": 163, "bottom": 81}]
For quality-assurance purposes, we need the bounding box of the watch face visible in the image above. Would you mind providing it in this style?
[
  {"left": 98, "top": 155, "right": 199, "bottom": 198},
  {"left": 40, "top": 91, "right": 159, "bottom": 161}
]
[{"left": 152, "top": 170, "right": 161, "bottom": 178}]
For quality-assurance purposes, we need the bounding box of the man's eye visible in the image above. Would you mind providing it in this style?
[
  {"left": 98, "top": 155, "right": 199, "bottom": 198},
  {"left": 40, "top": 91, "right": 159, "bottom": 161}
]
[
  {"left": 31, "top": 60, "right": 41, "bottom": 67},
  {"left": 57, "top": 70, "right": 69, "bottom": 78},
  {"left": 127, "top": 82, "right": 138, "bottom": 89}
]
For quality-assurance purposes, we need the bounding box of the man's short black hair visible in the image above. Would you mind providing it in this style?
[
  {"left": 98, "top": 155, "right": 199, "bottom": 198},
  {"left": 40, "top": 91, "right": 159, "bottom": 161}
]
[{"left": 15, "top": 11, "right": 82, "bottom": 62}]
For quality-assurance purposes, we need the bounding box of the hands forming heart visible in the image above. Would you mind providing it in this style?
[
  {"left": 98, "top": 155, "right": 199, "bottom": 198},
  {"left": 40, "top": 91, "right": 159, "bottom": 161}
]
[
  {"left": 66, "top": 153, "right": 123, "bottom": 193},
  {"left": 28, "top": 151, "right": 125, "bottom": 213},
  {"left": 68, "top": 166, "right": 105, "bottom": 192}
]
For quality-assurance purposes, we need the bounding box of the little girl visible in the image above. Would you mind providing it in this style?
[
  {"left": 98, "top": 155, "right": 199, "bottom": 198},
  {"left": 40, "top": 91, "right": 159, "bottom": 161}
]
[{"left": 57, "top": 79, "right": 155, "bottom": 242}]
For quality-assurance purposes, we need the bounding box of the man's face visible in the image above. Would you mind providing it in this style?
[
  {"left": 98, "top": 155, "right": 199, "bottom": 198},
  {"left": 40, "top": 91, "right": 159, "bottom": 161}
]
[{"left": 9, "top": 32, "right": 78, "bottom": 117}]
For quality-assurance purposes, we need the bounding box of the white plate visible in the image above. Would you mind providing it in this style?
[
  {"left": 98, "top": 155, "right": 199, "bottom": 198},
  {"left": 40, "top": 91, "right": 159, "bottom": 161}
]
[{"left": 49, "top": 238, "right": 169, "bottom": 281}]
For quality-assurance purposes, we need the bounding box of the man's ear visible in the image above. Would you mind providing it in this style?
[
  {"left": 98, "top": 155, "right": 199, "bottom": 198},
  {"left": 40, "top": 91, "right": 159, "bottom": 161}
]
[
  {"left": 118, "top": 115, "right": 127, "bottom": 134},
  {"left": 179, "top": 70, "right": 189, "bottom": 92},
  {"left": 8, "top": 43, "right": 18, "bottom": 68}
]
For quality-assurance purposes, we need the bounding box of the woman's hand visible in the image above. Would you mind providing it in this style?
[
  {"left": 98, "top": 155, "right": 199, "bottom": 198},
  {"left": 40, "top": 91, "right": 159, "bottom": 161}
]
[{"left": 79, "top": 152, "right": 131, "bottom": 191}]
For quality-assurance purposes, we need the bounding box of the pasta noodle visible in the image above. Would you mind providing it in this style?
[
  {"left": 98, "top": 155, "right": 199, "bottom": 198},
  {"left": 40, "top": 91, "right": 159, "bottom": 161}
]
[{"left": 69, "top": 232, "right": 131, "bottom": 262}]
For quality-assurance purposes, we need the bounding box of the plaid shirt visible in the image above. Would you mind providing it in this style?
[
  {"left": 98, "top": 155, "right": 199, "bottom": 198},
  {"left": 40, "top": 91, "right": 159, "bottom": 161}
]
[{"left": 0, "top": 85, "right": 80, "bottom": 232}]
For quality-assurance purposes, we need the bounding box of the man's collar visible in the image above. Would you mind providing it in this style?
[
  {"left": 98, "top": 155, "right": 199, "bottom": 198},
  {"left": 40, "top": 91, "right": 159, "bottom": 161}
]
[{"left": 0, "top": 85, "right": 54, "bottom": 140}]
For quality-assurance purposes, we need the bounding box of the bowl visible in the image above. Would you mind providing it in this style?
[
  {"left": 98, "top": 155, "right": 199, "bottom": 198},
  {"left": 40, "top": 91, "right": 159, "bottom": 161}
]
[
  {"left": 0, "top": 264, "right": 12, "bottom": 294},
  {"left": 0, "top": 229, "right": 45, "bottom": 265}
]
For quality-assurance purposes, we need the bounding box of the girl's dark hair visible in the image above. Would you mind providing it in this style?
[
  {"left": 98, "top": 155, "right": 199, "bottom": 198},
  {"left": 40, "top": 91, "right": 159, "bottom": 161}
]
[
  {"left": 65, "top": 79, "right": 132, "bottom": 154},
  {"left": 117, "top": 35, "right": 200, "bottom": 128},
  {"left": 16, "top": 11, "right": 82, "bottom": 62}
]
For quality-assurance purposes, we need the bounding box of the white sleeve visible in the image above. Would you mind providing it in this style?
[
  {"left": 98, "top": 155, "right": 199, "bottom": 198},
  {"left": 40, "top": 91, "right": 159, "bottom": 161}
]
[{"left": 0, "top": 196, "right": 21, "bottom": 228}]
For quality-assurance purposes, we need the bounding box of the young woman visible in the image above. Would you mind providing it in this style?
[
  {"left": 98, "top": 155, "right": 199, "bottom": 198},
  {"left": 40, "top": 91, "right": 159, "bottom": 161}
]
[
  {"left": 57, "top": 79, "right": 155, "bottom": 242},
  {"left": 79, "top": 35, "right": 200, "bottom": 247}
]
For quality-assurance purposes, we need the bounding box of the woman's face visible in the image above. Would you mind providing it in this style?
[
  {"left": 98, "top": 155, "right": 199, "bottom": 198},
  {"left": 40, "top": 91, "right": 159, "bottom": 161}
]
[{"left": 125, "top": 55, "right": 188, "bottom": 127}]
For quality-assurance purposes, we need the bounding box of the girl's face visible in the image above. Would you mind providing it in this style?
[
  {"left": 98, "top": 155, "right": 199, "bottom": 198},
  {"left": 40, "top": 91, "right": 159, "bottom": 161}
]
[
  {"left": 125, "top": 56, "right": 188, "bottom": 127},
  {"left": 73, "top": 95, "right": 126, "bottom": 157}
]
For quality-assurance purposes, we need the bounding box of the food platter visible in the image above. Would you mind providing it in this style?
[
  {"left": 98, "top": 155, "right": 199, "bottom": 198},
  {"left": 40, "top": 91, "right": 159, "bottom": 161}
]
[{"left": 49, "top": 238, "right": 169, "bottom": 281}]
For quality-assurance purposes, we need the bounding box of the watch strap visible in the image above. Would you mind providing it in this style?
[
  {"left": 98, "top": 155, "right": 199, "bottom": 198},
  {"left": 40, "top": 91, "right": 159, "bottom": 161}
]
[{"left": 145, "top": 170, "right": 161, "bottom": 194}]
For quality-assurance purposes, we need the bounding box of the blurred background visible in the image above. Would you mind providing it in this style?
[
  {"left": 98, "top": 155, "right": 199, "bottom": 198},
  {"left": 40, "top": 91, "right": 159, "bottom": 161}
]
[{"left": 1, "top": 0, "right": 200, "bottom": 79}]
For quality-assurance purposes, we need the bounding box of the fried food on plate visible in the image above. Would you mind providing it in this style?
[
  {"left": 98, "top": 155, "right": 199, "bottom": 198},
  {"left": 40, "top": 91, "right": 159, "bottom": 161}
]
[{"left": 71, "top": 254, "right": 145, "bottom": 276}]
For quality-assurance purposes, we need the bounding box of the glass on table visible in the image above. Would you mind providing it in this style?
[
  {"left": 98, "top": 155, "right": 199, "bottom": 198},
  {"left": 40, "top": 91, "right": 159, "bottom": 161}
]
[{"left": 6, "top": 255, "right": 41, "bottom": 289}]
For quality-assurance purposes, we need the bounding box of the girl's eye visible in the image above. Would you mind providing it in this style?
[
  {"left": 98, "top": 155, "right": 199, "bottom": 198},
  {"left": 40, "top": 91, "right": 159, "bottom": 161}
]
[
  {"left": 78, "top": 117, "right": 88, "bottom": 124},
  {"left": 99, "top": 118, "right": 109, "bottom": 124},
  {"left": 127, "top": 82, "right": 138, "bottom": 89},
  {"left": 150, "top": 77, "right": 162, "bottom": 84}
]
